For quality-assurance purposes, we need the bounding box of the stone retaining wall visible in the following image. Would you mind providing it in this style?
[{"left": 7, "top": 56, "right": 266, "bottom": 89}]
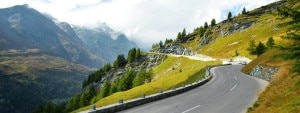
[{"left": 250, "top": 65, "right": 278, "bottom": 81}]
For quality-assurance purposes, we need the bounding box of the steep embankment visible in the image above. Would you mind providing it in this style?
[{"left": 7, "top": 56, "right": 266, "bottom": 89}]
[{"left": 242, "top": 49, "right": 300, "bottom": 113}]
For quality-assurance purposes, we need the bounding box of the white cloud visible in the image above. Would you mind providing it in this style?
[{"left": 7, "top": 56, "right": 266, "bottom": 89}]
[{"left": 0, "top": 0, "right": 278, "bottom": 48}]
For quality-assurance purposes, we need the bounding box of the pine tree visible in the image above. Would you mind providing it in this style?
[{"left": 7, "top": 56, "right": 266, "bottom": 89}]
[
  {"left": 86, "top": 85, "right": 96, "bottom": 102},
  {"left": 204, "top": 22, "right": 208, "bottom": 29},
  {"left": 182, "top": 28, "right": 186, "bottom": 40},
  {"left": 133, "top": 70, "right": 146, "bottom": 87},
  {"left": 135, "top": 48, "right": 141, "bottom": 59},
  {"left": 159, "top": 40, "right": 164, "bottom": 48},
  {"left": 127, "top": 48, "right": 136, "bottom": 63},
  {"left": 256, "top": 42, "right": 267, "bottom": 56},
  {"left": 266, "top": 37, "right": 275, "bottom": 48},
  {"left": 79, "top": 92, "right": 88, "bottom": 107},
  {"left": 117, "top": 69, "right": 135, "bottom": 91},
  {"left": 100, "top": 80, "right": 111, "bottom": 98},
  {"left": 198, "top": 26, "right": 204, "bottom": 37},
  {"left": 176, "top": 32, "right": 182, "bottom": 42},
  {"left": 277, "top": 0, "right": 300, "bottom": 72},
  {"left": 103, "top": 63, "right": 112, "bottom": 72},
  {"left": 242, "top": 7, "right": 247, "bottom": 14},
  {"left": 228, "top": 11, "right": 232, "bottom": 21},
  {"left": 113, "top": 54, "right": 127, "bottom": 68},
  {"left": 247, "top": 39, "right": 257, "bottom": 55},
  {"left": 211, "top": 18, "right": 216, "bottom": 26},
  {"left": 109, "top": 83, "right": 117, "bottom": 95}
]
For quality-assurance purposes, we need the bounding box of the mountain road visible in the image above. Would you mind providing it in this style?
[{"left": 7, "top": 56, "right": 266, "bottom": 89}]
[{"left": 118, "top": 65, "right": 268, "bottom": 113}]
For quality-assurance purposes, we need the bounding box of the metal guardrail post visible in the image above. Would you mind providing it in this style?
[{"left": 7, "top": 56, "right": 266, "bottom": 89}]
[
  {"left": 119, "top": 99, "right": 123, "bottom": 104},
  {"left": 90, "top": 105, "right": 96, "bottom": 111},
  {"left": 141, "top": 94, "right": 145, "bottom": 98}
]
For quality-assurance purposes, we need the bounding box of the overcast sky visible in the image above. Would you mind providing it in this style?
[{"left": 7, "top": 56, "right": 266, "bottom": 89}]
[{"left": 0, "top": 0, "right": 278, "bottom": 48}]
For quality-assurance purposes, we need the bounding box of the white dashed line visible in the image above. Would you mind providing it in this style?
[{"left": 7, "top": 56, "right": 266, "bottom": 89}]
[
  {"left": 230, "top": 84, "right": 238, "bottom": 91},
  {"left": 182, "top": 105, "right": 201, "bottom": 113}
]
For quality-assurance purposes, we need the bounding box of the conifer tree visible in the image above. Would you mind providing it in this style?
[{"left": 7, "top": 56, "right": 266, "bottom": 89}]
[
  {"left": 228, "top": 11, "right": 232, "bottom": 21},
  {"left": 204, "top": 22, "right": 208, "bottom": 29},
  {"left": 247, "top": 39, "right": 256, "bottom": 55},
  {"left": 266, "top": 37, "right": 275, "bottom": 48},
  {"left": 277, "top": 0, "right": 300, "bottom": 72},
  {"left": 135, "top": 48, "right": 141, "bottom": 59},
  {"left": 182, "top": 28, "right": 187, "bottom": 39},
  {"left": 256, "top": 42, "right": 267, "bottom": 56},
  {"left": 113, "top": 54, "right": 127, "bottom": 68},
  {"left": 100, "top": 80, "right": 111, "bottom": 98},
  {"left": 176, "top": 32, "right": 182, "bottom": 42},
  {"left": 127, "top": 48, "right": 136, "bottom": 63},
  {"left": 242, "top": 7, "right": 247, "bottom": 14},
  {"left": 198, "top": 26, "right": 204, "bottom": 37},
  {"left": 211, "top": 18, "right": 216, "bottom": 26}
]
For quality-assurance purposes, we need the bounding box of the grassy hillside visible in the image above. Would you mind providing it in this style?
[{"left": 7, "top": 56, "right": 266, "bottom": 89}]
[
  {"left": 241, "top": 49, "right": 300, "bottom": 113},
  {"left": 74, "top": 56, "right": 220, "bottom": 112},
  {"left": 200, "top": 14, "right": 286, "bottom": 59},
  {"left": 182, "top": 1, "right": 288, "bottom": 59}
]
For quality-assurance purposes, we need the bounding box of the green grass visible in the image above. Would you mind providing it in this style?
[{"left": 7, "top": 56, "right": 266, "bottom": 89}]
[
  {"left": 182, "top": 12, "right": 288, "bottom": 60},
  {"left": 243, "top": 49, "right": 300, "bottom": 113},
  {"left": 200, "top": 14, "right": 287, "bottom": 59},
  {"left": 74, "top": 56, "right": 221, "bottom": 112}
]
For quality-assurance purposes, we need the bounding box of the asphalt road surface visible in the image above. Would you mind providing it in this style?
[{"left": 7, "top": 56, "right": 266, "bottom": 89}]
[{"left": 118, "top": 65, "right": 268, "bottom": 113}]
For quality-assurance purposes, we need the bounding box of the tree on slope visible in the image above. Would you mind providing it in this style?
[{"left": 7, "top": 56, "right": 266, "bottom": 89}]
[
  {"left": 211, "top": 18, "right": 216, "bottom": 26},
  {"left": 228, "top": 11, "right": 232, "bottom": 21},
  {"left": 242, "top": 7, "right": 247, "bottom": 14},
  {"left": 256, "top": 42, "right": 267, "bottom": 56},
  {"left": 113, "top": 54, "right": 127, "bottom": 68},
  {"left": 266, "top": 37, "right": 275, "bottom": 48},
  {"left": 204, "top": 22, "right": 208, "bottom": 29},
  {"left": 247, "top": 39, "right": 257, "bottom": 55},
  {"left": 277, "top": 0, "right": 300, "bottom": 72}
]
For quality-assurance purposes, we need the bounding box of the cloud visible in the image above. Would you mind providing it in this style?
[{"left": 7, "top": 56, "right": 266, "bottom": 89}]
[{"left": 0, "top": 0, "right": 278, "bottom": 48}]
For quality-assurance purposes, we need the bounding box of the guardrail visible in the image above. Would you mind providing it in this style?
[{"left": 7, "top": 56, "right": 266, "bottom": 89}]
[{"left": 88, "top": 67, "right": 213, "bottom": 113}]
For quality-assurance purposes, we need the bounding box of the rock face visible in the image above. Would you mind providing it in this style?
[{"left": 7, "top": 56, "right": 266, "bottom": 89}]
[
  {"left": 250, "top": 65, "right": 278, "bottom": 81},
  {"left": 151, "top": 43, "right": 196, "bottom": 56}
]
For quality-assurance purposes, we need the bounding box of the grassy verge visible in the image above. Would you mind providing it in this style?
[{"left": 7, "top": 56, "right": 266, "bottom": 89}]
[
  {"left": 74, "top": 56, "right": 221, "bottom": 112},
  {"left": 241, "top": 49, "right": 300, "bottom": 113}
]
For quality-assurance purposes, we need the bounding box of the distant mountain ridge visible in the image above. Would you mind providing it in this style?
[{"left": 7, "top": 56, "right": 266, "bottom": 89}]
[
  {"left": 0, "top": 4, "right": 137, "bottom": 113},
  {"left": 0, "top": 4, "right": 137, "bottom": 67}
]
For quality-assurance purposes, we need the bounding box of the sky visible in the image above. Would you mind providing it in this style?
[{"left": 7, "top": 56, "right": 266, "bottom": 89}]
[{"left": 0, "top": 0, "right": 278, "bottom": 48}]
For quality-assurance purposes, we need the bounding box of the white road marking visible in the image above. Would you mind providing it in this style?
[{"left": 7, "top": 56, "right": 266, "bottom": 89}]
[
  {"left": 182, "top": 105, "right": 201, "bottom": 113},
  {"left": 230, "top": 84, "right": 238, "bottom": 91},
  {"left": 234, "top": 76, "right": 237, "bottom": 80}
]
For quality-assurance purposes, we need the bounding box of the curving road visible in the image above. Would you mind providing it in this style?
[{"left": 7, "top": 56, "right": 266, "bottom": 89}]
[{"left": 118, "top": 65, "right": 268, "bottom": 113}]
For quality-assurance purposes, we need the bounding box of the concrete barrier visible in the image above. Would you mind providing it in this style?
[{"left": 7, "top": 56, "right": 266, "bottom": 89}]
[{"left": 88, "top": 68, "right": 213, "bottom": 113}]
